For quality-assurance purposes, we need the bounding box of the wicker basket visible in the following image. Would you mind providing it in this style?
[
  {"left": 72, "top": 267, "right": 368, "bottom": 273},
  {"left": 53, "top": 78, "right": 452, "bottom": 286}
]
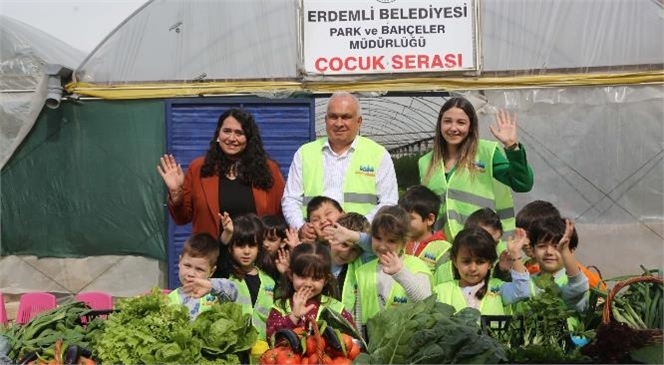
[{"left": 601, "top": 275, "right": 663, "bottom": 345}]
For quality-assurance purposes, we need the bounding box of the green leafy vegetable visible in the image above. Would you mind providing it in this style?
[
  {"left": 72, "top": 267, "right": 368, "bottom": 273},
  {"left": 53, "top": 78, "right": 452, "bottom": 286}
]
[{"left": 354, "top": 296, "right": 507, "bottom": 364}]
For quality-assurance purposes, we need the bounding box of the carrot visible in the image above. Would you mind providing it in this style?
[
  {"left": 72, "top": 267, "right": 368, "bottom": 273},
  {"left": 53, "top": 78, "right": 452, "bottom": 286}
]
[{"left": 78, "top": 356, "right": 95, "bottom": 365}]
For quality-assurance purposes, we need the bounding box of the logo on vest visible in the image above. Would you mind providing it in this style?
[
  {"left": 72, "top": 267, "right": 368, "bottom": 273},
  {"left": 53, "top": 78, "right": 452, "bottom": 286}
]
[
  {"left": 474, "top": 160, "right": 486, "bottom": 172},
  {"left": 203, "top": 293, "right": 217, "bottom": 304},
  {"left": 392, "top": 296, "right": 408, "bottom": 304},
  {"left": 265, "top": 285, "right": 275, "bottom": 297},
  {"left": 422, "top": 252, "right": 437, "bottom": 264},
  {"left": 356, "top": 165, "right": 376, "bottom": 177},
  {"left": 489, "top": 286, "right": 501, "bottom": 296}
]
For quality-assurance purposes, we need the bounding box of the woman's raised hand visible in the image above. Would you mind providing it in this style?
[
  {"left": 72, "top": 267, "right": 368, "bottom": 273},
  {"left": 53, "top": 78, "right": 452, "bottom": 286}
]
[
  {"left": 157, "top": 154, "right": 185, "bottom": 192},
  {"left": 489, "top": 110, "right": 519, "bottom": 149}
]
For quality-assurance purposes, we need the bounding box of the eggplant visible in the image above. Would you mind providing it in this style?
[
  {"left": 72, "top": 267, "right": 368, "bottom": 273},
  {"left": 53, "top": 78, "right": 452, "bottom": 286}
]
[
  {"left": 18, "top": 349, "right": 42, "bottom": 365},
  {"left": 63, "top": 345, "right": 80, "bottom": 365},
  {"left": 273, "top": 329, "right": 303, "bottom": 353},
  {"left": 322, "top": 325, "right": 343, "bottom": 351}
]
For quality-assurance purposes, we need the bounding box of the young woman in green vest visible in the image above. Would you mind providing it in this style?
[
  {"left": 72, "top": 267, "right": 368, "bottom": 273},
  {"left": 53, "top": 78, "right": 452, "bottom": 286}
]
[
  {"left": 433, "top": 227, "right": 531, "bottom": 315},
  {"left": 355, "top": 205, "right": 433, "bottom": 324},
  {"left": 419, "top": 97, "right": 534, "bottom": 242},
  {"left": 266, "top": 242, "right": 355, "bottom": 339},
  {"left": 219, "top": 213, "right": 276, "bottom": 341}
]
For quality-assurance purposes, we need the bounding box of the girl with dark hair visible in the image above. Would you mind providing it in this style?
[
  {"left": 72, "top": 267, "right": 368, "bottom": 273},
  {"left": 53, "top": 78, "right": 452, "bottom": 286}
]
[
  {"left": 419, "top": 96, "right": 534, "bottom": 242},
  {"left": 266, "top": 242, "right": 355, "bottom": 339},
  {"left": 433, "top": 227, "right": 530, "bottom": 315},
  {"left": 219, "top": 213, "right": 275, "bottom": 341},
  {"left": 158, "top": 108, "right": 285, "bottom": 242}
]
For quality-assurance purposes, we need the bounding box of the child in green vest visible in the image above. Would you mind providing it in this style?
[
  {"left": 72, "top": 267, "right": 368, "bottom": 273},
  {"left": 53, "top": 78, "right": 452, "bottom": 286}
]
[
  {"left": 516, "top": 200, "right": 604, "bottom": 289},
  {"left": 435, "top": 207, "right": 509, "bottom": 284},
  {"left": 398, "top": 185, "right": 451, "bottom": 274},
  {"left": 355, "top": 205, "right": 433, "bottom": 325},
  {"left": 168, "top": 232, "right": 238, "bottom": 319},
  {"left": 267, "top": 242, "right": 355, "bottom": 339},
  {"left": 331, "top": 212, "right": 369, "bottom": 325},
  {"left": 433, "top": 227, "right": 530, "bottom": 315},
  {"left": 526, "top": 217, "right": 589, "bottom": 313},
  {"left": 219, "top": 213, "right": 276, "bottom": 341}
]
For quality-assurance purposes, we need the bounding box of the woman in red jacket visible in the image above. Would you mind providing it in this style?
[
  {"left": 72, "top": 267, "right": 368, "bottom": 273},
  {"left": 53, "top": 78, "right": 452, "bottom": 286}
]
[{"left": 158, "top": 108, "right": 285, "bottom": 276}]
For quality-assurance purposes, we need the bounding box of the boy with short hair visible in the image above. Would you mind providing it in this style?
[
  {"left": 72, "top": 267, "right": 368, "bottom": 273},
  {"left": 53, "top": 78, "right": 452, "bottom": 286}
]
[
  {"left": 331, "top": 212, "right": 370, "bottom": 325},
  {"left": 527, "top": 217, "right": 589, "bottom": 313},
  {"left": 398, "top": 185, "right": 450, "bottom": 275},
  {"left": 169, "top": 232, "right": 238, "bottom": 319},
  {"left": 306, "top": 196, "right": 344, "bottom": 244},
  {"left": 516, "top": 200, "right": 604, "bottom": 289}
]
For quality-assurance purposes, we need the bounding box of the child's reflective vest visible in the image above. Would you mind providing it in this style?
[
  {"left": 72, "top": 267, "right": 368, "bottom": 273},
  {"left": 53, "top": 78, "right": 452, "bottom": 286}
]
[
  {"left": 230, "top": 269, "right": 275, "bottom": 341},
  {"left": 356, "top": 255, "right": 432, "bottom": 323},
  {"left": 433, "top": 278, "right": 512, "bottom": 315},
  {"left": 168, "top": 289, "right": 216, "bottom": 317}
]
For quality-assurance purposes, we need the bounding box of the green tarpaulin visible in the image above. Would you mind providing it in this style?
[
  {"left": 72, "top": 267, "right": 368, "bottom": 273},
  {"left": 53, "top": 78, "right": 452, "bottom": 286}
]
[{"left": 1, "top": 100, "right": 167, "bottom": 260}]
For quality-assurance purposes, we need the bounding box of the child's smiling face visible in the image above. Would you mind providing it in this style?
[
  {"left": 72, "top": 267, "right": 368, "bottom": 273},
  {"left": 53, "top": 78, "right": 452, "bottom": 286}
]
[{"left": 533, "top": 240, "right": 564, "bottom": 273}]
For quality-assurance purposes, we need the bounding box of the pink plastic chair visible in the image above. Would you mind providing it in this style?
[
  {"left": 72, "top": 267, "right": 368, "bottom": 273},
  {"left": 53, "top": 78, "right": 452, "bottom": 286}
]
[
  {"left": 16, "top": 292, "right": 57, "bottom": 325},
  {"left": 0, "top": 292, "right": 8, "bottom": 325},
  {"left": 76, "top": 291, "right": 113, "bottom": 310}
]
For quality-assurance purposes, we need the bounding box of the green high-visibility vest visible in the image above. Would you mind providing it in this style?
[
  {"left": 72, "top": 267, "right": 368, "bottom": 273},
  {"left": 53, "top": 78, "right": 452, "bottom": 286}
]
[
  {"left": 301, "top": 136, "right": 384, "bottom": 216},
  {"left": 168, "top": 288, "right": 216, "bottom": 317},
  {"left": 356, "top": 255, "right": 433, "bottom": 323},
  {"left": 418, "top": 140, "right": 516, "bottom": 240},
  {"left": 341, "top": 259, "right": 361, "bottom": 316},
  {"left": 433, "top": 278, "right": 512, "bottom": 315},
  {"left": 271, "top": 295, "right": 346, "bottom": 321},
  {"left": 433, "top": 259, "right": 454, "bottom": 286},
  {"left": 415, "top": 239, "right": 451, "bottom": 273},
  {"left": 230, "top": 269, "right": 275, "bottom": 341}
]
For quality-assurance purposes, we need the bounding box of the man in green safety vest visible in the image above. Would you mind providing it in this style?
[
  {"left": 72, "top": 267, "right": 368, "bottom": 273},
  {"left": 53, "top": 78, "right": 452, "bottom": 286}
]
[{"left": 282, "top": 92, "right": 398, "bottom": 241}]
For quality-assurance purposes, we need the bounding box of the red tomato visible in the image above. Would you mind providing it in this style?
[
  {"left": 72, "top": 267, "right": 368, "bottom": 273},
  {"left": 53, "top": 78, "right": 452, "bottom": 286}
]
[
  {"left": 276, "top": 349, "right": 301, "bottom": 365},
  {"left": 306, "top": 335, "right": 326, "bottom": 356},
  {"left": 300, "top": 357, "right": 309, "bottom": 365},
  {"left": 347, "top": 345, "right": 361, "bottom": 361},
  {"left": 308, "top": 353, "right": 319, "bottom": 365},
  {"left": 340, "top": 334, "right": 354, "bottom": 354},
  {"left": 320, "top": 354, "right": 333, "bottom": 364},
  {"left": 259, "top": 348, "right": 280, "bottom": 365},
  {"left": 330, "top": 357, "right": 352, "bottom": 365}
]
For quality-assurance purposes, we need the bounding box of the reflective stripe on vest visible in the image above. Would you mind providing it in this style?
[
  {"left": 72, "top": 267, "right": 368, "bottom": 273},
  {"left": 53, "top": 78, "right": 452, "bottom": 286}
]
[
  {"left": 356, "top": 255, "right": 432, "bottom": 323},
  {"left": 301, "top": 136, "right": 383, "bottom": 216},
  {"left": 167, "top": 288, "right": 216, "bottom": 317},
  {"left": 230, "top": 270, "right": 275, "bottom": 341},
  {"left": 272, "top": 295, "right": 346, "bottom": 321},
  {"left": 419, "top": 140, "right": 516, "bottom": 241},
  {"left": 434, "top": 278, "right": 510, "bottom": 315}
]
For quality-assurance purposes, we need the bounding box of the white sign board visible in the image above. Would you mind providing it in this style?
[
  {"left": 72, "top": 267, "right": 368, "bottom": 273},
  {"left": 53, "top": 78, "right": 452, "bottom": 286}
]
[{"left": 302, "top": 0, "right": 478, "bottom": 76}]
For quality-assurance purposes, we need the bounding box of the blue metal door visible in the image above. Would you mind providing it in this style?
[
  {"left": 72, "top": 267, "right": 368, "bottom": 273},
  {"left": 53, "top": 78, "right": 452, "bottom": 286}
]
[{"left": 165, "top": 97, "right": 314, "bottom": 288}]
